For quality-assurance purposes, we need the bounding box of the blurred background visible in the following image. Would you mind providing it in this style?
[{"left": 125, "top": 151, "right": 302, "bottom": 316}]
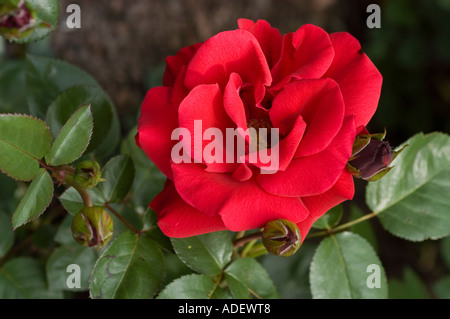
[{"left": 1, "top": 0, "right": 450, "bottom": 298}]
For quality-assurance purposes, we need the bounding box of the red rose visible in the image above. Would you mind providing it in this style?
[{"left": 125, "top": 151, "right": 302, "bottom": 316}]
[{"left": 136, "top": 19, "right": 382, "bottom": 239}]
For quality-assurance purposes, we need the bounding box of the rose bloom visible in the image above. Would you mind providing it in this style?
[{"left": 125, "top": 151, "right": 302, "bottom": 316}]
[{"left": 136, "top": 19, "right": 382, "bottom": 240}]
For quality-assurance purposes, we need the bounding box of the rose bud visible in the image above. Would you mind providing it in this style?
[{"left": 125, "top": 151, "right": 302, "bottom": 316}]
[
  {"left": 347, "top": 131, "right": 406, "bottom": 181},
  {"left": 73, "top": 160, "right": 104, "bottom": 189},
  {"left": 262, "top": 219, "right": 301, "bottom": 257},
  {"left": 71, "top": 207, "right": 113, "bottom": 248},
  {"left": 0, "top": 0, "right": 35, "bottom": 37}
]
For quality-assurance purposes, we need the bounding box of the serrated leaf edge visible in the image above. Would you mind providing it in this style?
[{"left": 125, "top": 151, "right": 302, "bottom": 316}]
[
  {"left": 156, "top": 273, "right": 215, "bottom": 299},
  {"left": 45, "top": 104, "right": 93, "bottom": 166},
  {"left": 0, "top": 113, "right": 53, "bottom": 181},
  {"left": 11, "top": 168, "right": 54, "bottom": 230}
]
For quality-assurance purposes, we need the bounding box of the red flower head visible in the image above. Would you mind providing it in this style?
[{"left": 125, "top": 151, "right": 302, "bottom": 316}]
[{"left": 136, "top": 19, "right": 382, "bottom": 241}]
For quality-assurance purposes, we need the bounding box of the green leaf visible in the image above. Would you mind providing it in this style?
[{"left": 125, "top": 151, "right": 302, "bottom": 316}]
[
  {"left": 90, "top": 231, "right": 164, "bottom": 299},
  {"left": 108, "top": 204, "right": 142, "bottom": 239},
  {"left": 45, "top": 86, "right": 114, "bottom": 154},
  {"left": 171, "top": 231, "right": 232, "bottom": 276},
  {"left": 433, "top": 275, "right": 450, "bottom": 299},
  {"left": 99, "top": 155, "right": 135, "bottom": 203},
  {"left": 58, "top": 186, "right": 105, "bottom": 215},
  {"left": 0, "top": 114, "right": 52, "bottom": 181},
  {"left": 0, "top": 257, "right": 63, "bottom": 299},
  {"left": 121, "top": 127, "right": 166, "bottom": 208},
  {"left": 0, "top": 210, "right": 14, "bottom": 257},
  {"left": 0, "top": 60, "right": 28, "bottom": 114},
  {"left": 441, "top": 236, "right": 450, "bottom": 270},
  {"left": 261, "top": 242, "right": 316, "bottom": 299},
  {"left": 312, "top": 205, "right": 343, "bottom": 230},
  {"left": 94, "top": 105, "right": 120, "bottom": 161},
  {"left": 141, "top": 209, "right": 171, "bottom": 252},
  {"left": 309, "top": 232, "right": 388, "bottom": 299},
  {"left": 45, "top": 105, "right": 93, "bottom": 166},
  {"left": 121, "top": 127, "right": 153, "bottom": 169},
  {"left": 26, "top": 55, "right": 120, "bottom": 159},
  {"left": 366, "top": 132, "right": 450, "bottom": 241},
  {"left": 224, "top": 258, "right": 279, "bottom": 299},
  {"left": 12, "top": 168, "right": 53, "bottom": 229},
  {"left": 389, "top": 268, "right": 429, "bottom": 299},
  {"left": 46, "top": 245, "right": 97, "bottom": 291},
  {"left": 0, "top": 173, "right": 19, "bottom": 213},
  {"left": 23, "top": 0, "right": 59, "bottom": 41},
  {"left": 25, "top": 54, "right": 99, "bottom": 118},
  {"left": 2, "top": 0, "right": 59, "bottom": 44},
  {"left": 162, "top": 253, "right": 194, "bottom": 287},
  {"left": 157, "top": 274, "right": 229, "bottom": 299},
  {"left": 32, "top": 224, "right": 56, "bottom": 249},
  {"left": 54, "top": 215, "right": 77, "bottom": 245},
  {"left": 349, "top": 204, "right": 378, "bottom": 252}
]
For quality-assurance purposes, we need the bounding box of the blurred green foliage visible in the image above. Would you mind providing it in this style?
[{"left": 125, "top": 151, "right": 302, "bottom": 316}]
[{"left": 365, "top": 0, "right": 450, "bottom": 144}]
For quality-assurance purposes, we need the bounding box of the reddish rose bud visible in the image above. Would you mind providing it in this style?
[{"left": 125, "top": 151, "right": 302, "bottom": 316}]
[
  {"left": 349, "top": 139, "right": 393, "bottom": 179},
  {"left": 262, "top": 219, "right": 301, "bottom": 257},
  {"left": 0, "top": 1, "right": 33, "bottom": 31},
  {"left": 347, "top": 131, "right": 406, "bottom": 181}
]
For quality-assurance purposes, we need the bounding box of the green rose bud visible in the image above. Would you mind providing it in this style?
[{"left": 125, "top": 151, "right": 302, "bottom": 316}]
[
  {"left": 73, "top": 160, "right": 104, "bottom": 189},
  {"left": 262, "top": 219, "right": 301, "bottom": 257},
  {"left": 71, "top": 207, "right": 113, "bottom": 248}
]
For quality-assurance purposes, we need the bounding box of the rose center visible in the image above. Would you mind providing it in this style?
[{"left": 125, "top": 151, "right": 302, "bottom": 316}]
[{"left": 247, "top": 117, "right": 273, "bottom": 152}]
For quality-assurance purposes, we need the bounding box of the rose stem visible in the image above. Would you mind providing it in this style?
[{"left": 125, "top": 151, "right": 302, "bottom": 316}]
[
  {"left": 307, "top": 211, "right": 379, "bottom": 239},
  {"left": 104, "top": 202, "right": 139, "bottom": 234},
  {"left": 233, "top": 231, "right": 263, "bottom": 248}
]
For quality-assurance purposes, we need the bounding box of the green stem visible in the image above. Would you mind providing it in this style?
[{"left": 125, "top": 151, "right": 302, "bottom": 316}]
[
  {"left": 234, "top": 231, "right": 245, "bottom": 240},
  {"left": 246, "top": 243, "right": 268, "bottom": 258},
  {"left": 208, "top": 271, "right": 224, "bottom": 299},
  {"left": 105, "top": 203, "right": 139, "bottom": 234},
  {"left": 241, "top": 239, "right": 257, "bottom": 258},
  {"left": 307, "top": 211, "right": 379, "bottom": 239},
  {"left": 52, "top": 166, "right": 92, "bottom": 207},
  {"left": 71, "top": 183, "right": 93, "bottom": 207},
  {"left": 233, "top": 231, "right": 263, "bottom": 248}
]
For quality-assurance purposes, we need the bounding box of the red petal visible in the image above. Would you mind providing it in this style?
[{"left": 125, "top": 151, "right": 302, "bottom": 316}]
[
  {"left": 296, "top": 215, "right": 315, "bottom": 244},
  {"left": 236, "top": 18, "right": 255, "bottom": 30},
  {"left": 169, "top": 66, "right": 190, "bottom": 106},
  {"left": 323, "top": 32, "right": 382, "bottom": 128},
  {"left": 232, "top": 163, "right": 253, "bottom": 181},
  {"left": 269, "top": 79, "right": 345, "bottom": 157},
  {"left": 151, "top": 180, "right": 227, "bottom": 238},
  {"left": 223, "top": 73, "right": 248, "bottom": 131},
  {"left": 302, "top": 169, "right": 355, "bottom": 218},
  {"left": 237, "top": 19, "right": 282, "bottom": 69},
  {"left": 178, "top": 84, "right": 237, "bottom": 173},
  {"left": 270, "top": 24, "right": 334, "bottom": 91},
  {"left": 163, "top": 42, "right": 202, "bottom": 87},
  {"left": 257, "top": 116, "right": 355, "bottom": 197},
  {"left": 184, "top": 29, "right": 272, "bottom": 90},
  {"left": 297, "top": 170, "right": 355, "bottom": 242},
  {"left": 356, "top": 125, "right": 370, "bottom": 136},
  {"left": 171, "top": 163, "right": 309, "bottom": 231},
  {"left": 276, "top": 116, "right": 306, "bottom": 171},
  {"left": 137, "top": 87, "right": 178, "bottom": 179}
]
